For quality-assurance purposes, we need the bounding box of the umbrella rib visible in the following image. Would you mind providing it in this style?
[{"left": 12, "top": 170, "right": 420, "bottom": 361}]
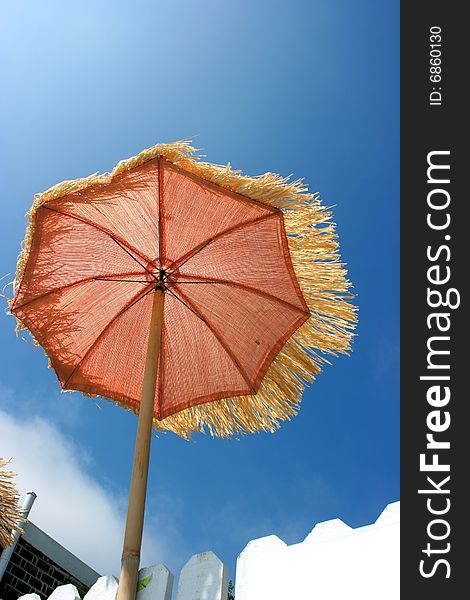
[
  {"left": 168, "top": 238, "right": 213, "bottom": 274},
  {"left": 11, "top": 271, "right": 147, "bottom": 312},
  {"left": 164, "top": 287, "right": 205, "bottom": 322},
  {"left": 166, "top": 212, "right": 278, "bottom": 275},
  {"left": 94, "top": 278, "right": 151, "bottom": 283},
  {"left": 167, "top": 287, "right": 255, "bottom": 392},
  {"left": 157, "top": 156, "right": 163, "bottom": 270},
  {"left": 40, "top": 205, "right": 159, "bottom": 275},
  {"left": 169, "top": 275, "right": 309, "bottom": 316},
  {"left": 110, "top": 237, "right": 157, "bottom": 279},
  {"left": 62, "top": 285, "right": 155, "bottom": 389},
  {"left": 162, "top": 157, "right": 283, "bottom": 214},
  {"left": 165, "top": 281, "right": 226, "bottom": 285}
]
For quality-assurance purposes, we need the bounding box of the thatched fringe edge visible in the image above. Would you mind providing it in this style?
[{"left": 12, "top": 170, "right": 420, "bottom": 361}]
[
  {"left": 12, "top": 140, "right": 357, "bottom": 439},
  {"left": 0, "top": 458, "right": 24, "bottom": 547}
]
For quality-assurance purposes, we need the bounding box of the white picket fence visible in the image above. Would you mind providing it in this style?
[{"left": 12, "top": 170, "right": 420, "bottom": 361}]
[
  {"left": 15, "top": 501, "right": 399, "bottom": 600},
  {"left": 15, "top": 551, "right": 226, "bottom": 600}
]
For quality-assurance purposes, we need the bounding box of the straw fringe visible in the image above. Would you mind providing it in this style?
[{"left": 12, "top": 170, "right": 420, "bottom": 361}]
[
  {"left": 12, "top": 140, "right": 356, "bottom": 438},
  {"left": 0, "top": 458, "right": 24, "bottom": 547}
]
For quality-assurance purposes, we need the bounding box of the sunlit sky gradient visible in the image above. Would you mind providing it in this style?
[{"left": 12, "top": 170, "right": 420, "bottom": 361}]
[{"left": 0, "top": 0, "right": 399, "bottom": 582}]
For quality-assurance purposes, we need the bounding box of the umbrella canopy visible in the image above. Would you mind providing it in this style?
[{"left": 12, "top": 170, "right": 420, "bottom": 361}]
[
  {"left": 9, "top": 141, "right": 356, "bottom": 598},
  {"left": 0, "top": 458, "right": 23, "bottom": 548},
  {"left": 10, "top": 141, "right": 355, "bottom": 438}
]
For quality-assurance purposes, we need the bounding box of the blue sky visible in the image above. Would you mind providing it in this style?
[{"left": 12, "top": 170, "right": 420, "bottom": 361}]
[{"left": 0, "top": 0, "right": 399, "bottom": 583}]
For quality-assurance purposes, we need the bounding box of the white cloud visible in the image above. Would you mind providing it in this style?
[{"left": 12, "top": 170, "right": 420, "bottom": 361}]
[{"left": 0, "top": 404, "right": 178, "bottom": 576}]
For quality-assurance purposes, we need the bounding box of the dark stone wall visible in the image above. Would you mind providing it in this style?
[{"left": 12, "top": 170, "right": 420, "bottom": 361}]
[{"left": 0, "top": 538, "right": 90, "bottom": 599}]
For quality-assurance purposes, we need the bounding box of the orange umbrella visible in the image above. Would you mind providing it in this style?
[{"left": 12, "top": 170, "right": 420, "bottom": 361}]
[{"left": 10, "top": 141, "right": 355, "bottom": 598}]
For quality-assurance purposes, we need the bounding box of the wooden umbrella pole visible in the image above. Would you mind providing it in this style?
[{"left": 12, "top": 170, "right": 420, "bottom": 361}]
[{"left": 117, "top": 289, "right": 164, "bottom": 600}]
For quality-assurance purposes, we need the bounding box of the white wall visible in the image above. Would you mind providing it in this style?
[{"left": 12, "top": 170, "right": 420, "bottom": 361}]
[{"left": 235, "top": 501, "right": 400, "bottom": 600}]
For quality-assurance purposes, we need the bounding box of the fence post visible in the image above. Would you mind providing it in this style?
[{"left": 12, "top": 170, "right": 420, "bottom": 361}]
[
  {"left": 176, "top": 551, "right": 228, "bottom": 600},
  {"left": 137, "top": 564, "right": 173, "bottom": 600}
]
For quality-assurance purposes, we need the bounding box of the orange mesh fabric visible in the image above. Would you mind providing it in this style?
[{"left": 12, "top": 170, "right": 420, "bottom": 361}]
[{"left": 12, "top": 157, "right": 309, "bottom": 420}]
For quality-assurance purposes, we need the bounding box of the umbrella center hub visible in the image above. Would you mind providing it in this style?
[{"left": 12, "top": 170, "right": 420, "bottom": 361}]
[{"left": 155, "top": 268, "right": 167, "bottom": 291}]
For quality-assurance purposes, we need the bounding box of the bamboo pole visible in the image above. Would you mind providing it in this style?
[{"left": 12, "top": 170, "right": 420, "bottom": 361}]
[{"left": 116, "top": 289, "right": 164, "bottom": 600}]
